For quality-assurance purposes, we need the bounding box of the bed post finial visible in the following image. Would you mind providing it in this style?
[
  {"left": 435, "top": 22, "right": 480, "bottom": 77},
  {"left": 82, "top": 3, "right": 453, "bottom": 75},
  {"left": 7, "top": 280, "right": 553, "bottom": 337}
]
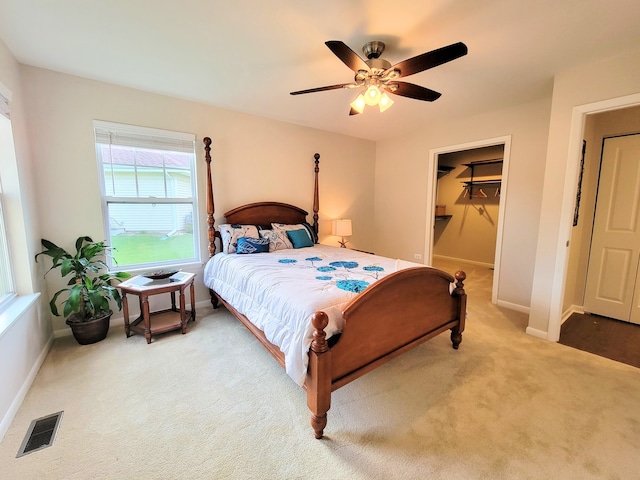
[
  {"left": 204, "top": 137, "right": 217, "bottom": 257},
  {"left": 313, "top": 153, "right": 320, "bottom": 237},
  {"left": 454, "top": 270, "right": 466, "bottom": 295}
]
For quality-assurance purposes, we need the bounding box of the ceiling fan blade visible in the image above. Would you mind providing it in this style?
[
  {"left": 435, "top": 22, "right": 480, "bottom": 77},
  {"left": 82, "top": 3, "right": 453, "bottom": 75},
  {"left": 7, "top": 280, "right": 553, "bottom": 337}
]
[
  {"left": 290, "top": 83, "right": 353, "bottom": 95},
  {"left": 386, "top": 82, "right": 442, "bottom": 101},
  {"left": 325, "top": 41, "right": 369, "bottom": 73},
  {"left": 349, "top": 107, "right": 361, "bottom": 116},
  {"left": 386, "top": 42, "right": 468, "bottom": 78}
]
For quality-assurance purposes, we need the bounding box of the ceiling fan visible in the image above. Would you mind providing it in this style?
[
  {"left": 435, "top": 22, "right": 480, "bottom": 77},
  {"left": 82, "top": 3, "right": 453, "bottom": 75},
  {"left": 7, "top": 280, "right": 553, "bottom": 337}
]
[{"left": 290, "top": 40, "right": 468, "bottom": 115}]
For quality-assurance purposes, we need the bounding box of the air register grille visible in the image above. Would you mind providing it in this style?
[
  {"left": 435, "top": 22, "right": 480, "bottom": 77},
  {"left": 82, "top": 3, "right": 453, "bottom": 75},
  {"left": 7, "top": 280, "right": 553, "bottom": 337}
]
[{"left": 16, "top": 411, "right": 63, "bottom": 457}]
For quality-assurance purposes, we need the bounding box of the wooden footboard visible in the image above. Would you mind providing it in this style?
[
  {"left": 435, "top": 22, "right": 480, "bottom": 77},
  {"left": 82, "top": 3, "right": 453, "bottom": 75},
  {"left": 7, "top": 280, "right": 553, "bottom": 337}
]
[
  {"left": 305, "top": 267, "right": 466, "bottom": 438},
  {"left": 210, "top": 266, "right": 466, "bottom": 439}
]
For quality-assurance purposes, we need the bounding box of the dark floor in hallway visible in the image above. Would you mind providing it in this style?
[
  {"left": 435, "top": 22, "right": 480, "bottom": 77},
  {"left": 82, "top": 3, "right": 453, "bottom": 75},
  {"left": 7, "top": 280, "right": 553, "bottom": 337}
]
[{"left": 560, "top": 312, "right": 640, "bottom": 368}]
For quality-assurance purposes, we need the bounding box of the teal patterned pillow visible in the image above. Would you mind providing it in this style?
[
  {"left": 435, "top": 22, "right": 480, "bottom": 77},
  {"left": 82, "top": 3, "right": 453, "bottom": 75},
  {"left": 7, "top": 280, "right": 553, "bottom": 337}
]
[
  {"left": 218, "top": 224, "right": 259, "bottom": 253},
  {"left": 236, "top": 236, "right": 270, "bottom": 254}
]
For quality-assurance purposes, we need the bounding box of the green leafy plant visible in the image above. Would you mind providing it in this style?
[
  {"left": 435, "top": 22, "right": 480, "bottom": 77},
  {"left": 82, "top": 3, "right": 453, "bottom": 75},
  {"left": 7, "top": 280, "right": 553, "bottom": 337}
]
[{"left": 35, "top": 236, "right": 131, "bottom": 322}]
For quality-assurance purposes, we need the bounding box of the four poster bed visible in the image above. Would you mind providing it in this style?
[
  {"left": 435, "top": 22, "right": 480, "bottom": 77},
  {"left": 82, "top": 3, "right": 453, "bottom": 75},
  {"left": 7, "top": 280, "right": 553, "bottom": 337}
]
[{"left": 201, "top": 137, "right": 467, "bottom": 439}]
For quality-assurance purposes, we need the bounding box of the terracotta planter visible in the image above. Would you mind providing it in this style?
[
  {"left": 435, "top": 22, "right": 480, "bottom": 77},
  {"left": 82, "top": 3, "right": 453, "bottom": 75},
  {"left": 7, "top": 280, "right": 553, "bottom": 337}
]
[{"left": 66, "top": 311, "right": 112, "bottom": 345}]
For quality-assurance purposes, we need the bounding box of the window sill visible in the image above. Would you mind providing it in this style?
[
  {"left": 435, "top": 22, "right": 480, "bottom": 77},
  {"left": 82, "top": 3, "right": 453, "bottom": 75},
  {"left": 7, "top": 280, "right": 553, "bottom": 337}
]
[{"left": 0, "top": 293, "right": 41, "bottom": 340}]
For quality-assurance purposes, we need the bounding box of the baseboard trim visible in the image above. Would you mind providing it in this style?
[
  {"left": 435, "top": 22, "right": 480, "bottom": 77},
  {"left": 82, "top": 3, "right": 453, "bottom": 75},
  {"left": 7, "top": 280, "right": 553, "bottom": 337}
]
[
  {"left": 525, "top": 326, "right": 549, "bottom": 340},
  {"left": 495, "top": 299, "right": 530, "bottom": 314},
  {"left": 432, "top": 254, "right": 494, "bottom": 269},
  {"left": 0, "top": 332, "right": 54, "bottom": 441},
  {"left": 562, "top": 305, "right": 584, "bottom": 325}
]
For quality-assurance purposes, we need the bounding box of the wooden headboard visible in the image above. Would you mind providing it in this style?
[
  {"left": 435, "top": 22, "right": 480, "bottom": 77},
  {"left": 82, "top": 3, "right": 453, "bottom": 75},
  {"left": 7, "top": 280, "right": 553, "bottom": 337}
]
[
  {"left": 224, "top": 202, "right": 309, "bottom": 229},
  {"left": 203, "top": 137, "right": 320, "bottom": 257}
]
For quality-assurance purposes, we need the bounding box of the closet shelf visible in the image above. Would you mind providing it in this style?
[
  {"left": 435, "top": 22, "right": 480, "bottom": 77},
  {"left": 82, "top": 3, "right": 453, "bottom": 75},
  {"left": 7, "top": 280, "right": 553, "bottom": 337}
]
[
  {"left": 462, "top": 158, "right": 503, "bottom": 197},
  {"left": 437, "top": 165, "right": 455, "bottom": 178},
  {"left": 462, "top": 158, "right": 503, "bottom": 167},
  {"left": 462, "top": 179, "right": 501, "bottom": 186}
]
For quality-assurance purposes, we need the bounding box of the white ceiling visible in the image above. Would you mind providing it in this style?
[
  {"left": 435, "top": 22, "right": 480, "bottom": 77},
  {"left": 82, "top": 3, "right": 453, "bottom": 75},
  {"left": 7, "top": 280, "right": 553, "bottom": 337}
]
[{"left": 1, "top": 0, "right": 640, "bottom": 141}]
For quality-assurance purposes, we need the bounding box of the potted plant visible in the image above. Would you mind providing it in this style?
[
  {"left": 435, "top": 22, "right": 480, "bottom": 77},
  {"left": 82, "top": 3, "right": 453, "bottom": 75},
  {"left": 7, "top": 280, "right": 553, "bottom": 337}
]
[{"left": 35, "top": 236, "right": 131, "bottom": 345}]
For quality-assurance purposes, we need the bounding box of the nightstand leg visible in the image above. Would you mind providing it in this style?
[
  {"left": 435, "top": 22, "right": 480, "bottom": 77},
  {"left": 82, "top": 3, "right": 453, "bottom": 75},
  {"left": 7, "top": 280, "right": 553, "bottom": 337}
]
[
  {"left": 141, "top": 296, "right": 151, "bottom": 344},
  {"left": 190, "top": 282, "right": 196, "bottom": 321},
  {"left": 179, "top": 289, "right": 187, "bottom": 334},
  {"left": 170, "top": 291, "right": 177, "bottom": 312},
  {"left": 122, "top": 293, "right": 131, "bottom": 337}
]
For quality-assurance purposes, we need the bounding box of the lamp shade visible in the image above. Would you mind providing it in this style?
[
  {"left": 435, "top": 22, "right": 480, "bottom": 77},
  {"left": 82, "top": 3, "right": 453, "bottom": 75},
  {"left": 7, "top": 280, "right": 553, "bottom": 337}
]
[
  {"left": 378, "top": 92, "right": 394, "bottom": 112},
  {"left": 332, "top": 219, "right": 352, "bottom": 237},
  {"left": 350, "top": 94, "right": 366, "bottom": 114},
  {"left": 364, "top": 85, "right": 382, "bottom": 106}
]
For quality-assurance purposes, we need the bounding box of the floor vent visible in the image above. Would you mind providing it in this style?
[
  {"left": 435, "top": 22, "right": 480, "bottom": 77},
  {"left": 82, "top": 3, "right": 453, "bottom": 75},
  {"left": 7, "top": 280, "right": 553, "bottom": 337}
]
[{"left": 16, "top": 411, "right": 63, "bottom": 458}]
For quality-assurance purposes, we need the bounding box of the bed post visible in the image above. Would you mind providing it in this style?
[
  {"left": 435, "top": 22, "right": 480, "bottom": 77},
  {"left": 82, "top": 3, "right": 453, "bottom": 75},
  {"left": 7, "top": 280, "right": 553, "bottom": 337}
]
[
  {"left": 313, "top": 153, "right": 320, "bottom": 237},
  {"left": 306, "top": 311, "right": 331, "bottom": 439},
  {"left": 203, "top": 137, "right": 216, "bottom": 257},
  {"left": 451, "top": 270, "right": 467, "bottom": 349},
  {"left": 203, "top": 137, "right": 220, "bottom": 309}
]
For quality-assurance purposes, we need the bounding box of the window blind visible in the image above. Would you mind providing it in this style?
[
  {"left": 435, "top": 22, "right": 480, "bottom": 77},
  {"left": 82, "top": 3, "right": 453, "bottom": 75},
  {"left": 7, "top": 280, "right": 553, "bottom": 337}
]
[{"left": 93, "top": 120, "right": 195, "bottom": 153}]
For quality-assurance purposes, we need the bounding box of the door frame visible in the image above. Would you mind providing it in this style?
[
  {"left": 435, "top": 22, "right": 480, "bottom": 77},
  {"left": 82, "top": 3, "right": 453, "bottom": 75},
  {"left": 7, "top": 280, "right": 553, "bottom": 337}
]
[
  {"left": 424, "top": 135, "right": 512, "bottom": 305},
  {"left": 546, "top": 93, "right": 640, "bottom": 341}
]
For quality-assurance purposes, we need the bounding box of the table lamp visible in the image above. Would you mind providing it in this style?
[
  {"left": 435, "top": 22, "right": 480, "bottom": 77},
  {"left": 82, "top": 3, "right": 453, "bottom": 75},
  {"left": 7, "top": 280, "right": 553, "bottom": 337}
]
[{"left": 332, "top": 219, "right": 352, "bottom": 248}]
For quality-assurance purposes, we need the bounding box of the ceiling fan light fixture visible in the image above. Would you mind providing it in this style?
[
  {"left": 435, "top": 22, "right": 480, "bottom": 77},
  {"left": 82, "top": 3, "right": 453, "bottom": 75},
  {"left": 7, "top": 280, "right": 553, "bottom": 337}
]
[
  {"left": 364, "top": 85, "right": 382, "bottom": 106},
  {"left": 291, "top": 40, "right": 468, "bottom": 116},
  {"left": 350, "top": 94, "right": 366, "bottom": 114},
  {"left": 378, "top": 92, "right": 394, "bottom": 112}
]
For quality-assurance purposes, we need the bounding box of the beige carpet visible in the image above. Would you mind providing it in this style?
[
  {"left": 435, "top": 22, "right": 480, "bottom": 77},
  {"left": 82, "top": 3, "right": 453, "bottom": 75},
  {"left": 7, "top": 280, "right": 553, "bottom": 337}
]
[{"left": 1, "top": 261, "right": 639, "bottom": 479}]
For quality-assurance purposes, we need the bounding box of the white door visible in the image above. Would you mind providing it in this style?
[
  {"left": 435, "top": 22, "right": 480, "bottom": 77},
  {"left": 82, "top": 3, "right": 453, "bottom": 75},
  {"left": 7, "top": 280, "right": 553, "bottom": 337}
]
[{"left": 584, "top": 134, "right": 640, "bottom": 324}]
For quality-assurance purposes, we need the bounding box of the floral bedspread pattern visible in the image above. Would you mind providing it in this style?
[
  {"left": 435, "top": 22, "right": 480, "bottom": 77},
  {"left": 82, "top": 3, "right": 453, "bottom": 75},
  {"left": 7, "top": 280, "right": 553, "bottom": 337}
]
[
  {"left": 203, "top": 244, "right": 424, "bottom": 385},
  {"left": 277, "top": 255, "right": 387, "bottom": 293}
]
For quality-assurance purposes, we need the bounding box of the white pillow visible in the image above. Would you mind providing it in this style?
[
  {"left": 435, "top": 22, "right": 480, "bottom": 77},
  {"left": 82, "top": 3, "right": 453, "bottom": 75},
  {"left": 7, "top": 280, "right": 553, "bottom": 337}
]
[
  {"left": 259, "top": 228, "right": 292, "bottom": 251},
  {"left": 218, "top": 224, "right": 259, "bottom": 253},
  {"left": 271, "top": 223, "right": 315, "bottom": 245}
]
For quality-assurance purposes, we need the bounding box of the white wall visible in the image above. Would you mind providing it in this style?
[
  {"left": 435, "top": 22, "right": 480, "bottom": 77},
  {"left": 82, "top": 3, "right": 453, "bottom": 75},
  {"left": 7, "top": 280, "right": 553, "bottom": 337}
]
[
  {"left": 529, "top": 49, "right": 640, "bottom": 340},
  {"left": 0, "top": 39, "right": 52, "bottom": 441},
  {"left": 374, "top": 97, "right": 551, "bottom": 310},
  {"left": 19, "top": 65, "right": 376, "bottom": 333}
]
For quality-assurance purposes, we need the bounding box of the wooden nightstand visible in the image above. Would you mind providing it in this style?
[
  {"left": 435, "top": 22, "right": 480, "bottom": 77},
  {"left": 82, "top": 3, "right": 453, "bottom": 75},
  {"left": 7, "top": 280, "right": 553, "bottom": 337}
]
[{"left": 118, "top": 272, "right": 196, "bottom": 344}]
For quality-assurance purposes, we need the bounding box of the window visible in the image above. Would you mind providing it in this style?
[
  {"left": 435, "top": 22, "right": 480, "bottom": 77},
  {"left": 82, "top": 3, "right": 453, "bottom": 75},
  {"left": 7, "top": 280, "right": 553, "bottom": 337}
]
[
  {"left": 0, "top": 93, "right": 16, "bottom": 310},
  {"left": 94, "top": 121, "right": 199, "bottom": 270}
]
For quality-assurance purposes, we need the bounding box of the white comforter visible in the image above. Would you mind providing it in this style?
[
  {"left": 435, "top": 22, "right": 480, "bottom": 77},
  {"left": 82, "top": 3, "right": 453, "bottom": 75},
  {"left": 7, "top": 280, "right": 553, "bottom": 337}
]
[{"left": 203, "top": 244, "right": 423, "bottom": 385}]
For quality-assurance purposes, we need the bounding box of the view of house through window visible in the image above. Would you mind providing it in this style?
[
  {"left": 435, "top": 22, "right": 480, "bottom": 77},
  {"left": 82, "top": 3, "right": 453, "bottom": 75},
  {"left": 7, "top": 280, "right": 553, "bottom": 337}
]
[{"left": 94, "top": 121, "right": 199, "bottom": 270}]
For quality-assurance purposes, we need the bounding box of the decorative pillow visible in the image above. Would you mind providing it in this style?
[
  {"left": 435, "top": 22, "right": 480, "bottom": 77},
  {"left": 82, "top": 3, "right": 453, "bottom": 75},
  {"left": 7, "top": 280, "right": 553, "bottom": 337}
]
[
  {"left": 302, "top": 222, "right": 319, "bottom": 244},
  {"left": 236, "top": 236, "right": 270, "bottom": 254},
  {"left": 259, "top": 228, "right": 292, "bottom": 251},
  {"left": 271, "top": 223, "right": 317, "bottom": 245},
  {"left": 286, "top": 229, "right": 314, "bottom": 248},
  {"left": 218, "top": 224, "right": 259, "bottom": 253}
]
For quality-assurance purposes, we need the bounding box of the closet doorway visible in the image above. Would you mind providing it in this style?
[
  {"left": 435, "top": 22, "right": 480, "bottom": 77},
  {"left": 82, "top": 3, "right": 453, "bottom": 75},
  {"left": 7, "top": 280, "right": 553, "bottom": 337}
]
[{"left": 425, "top": 136, "right": 511, "bottom": 305}]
